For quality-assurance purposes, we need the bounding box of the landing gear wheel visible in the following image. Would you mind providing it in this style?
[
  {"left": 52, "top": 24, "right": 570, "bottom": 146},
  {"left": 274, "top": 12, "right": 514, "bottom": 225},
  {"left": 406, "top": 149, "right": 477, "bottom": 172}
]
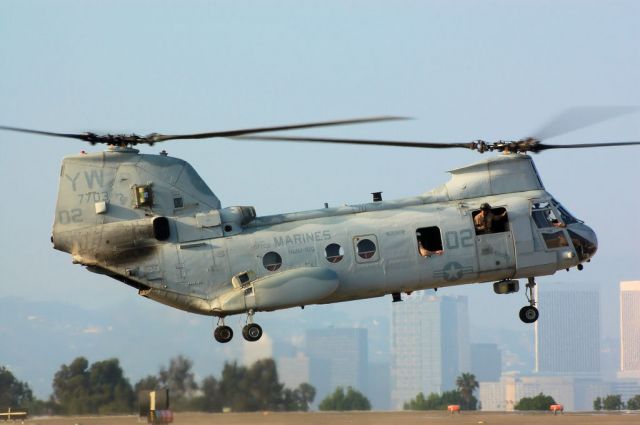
[
  {"left": 519, "top": 306, "right": 539, "bottom": 323},
  {"left": 242, "top": 323, "right": 263, "bottom": 342},
  {"left": 214, "top": 325, "right": 233, "bottom": 343},
  {"left": 519, "top": 277, "right": 539, "bottom": 324}
]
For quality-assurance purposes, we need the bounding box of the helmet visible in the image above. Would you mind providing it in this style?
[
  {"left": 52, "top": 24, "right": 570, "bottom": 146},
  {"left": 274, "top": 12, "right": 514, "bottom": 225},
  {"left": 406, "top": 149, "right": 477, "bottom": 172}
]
[{"left": 480, "top": 203, "right": 491, "bottom": 211}]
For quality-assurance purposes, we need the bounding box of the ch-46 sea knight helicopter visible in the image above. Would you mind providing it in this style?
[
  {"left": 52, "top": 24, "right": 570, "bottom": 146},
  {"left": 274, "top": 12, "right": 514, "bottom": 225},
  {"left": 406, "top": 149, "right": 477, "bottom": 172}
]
[{"left": 1, "top": 111, "right": 638, "bottom": 343}]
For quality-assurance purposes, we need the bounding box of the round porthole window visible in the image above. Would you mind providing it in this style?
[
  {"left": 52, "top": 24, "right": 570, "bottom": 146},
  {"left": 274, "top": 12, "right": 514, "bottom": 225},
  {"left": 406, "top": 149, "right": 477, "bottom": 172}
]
[
  {"left": 356, "top": 239, "right": 376, "bottom": 259},
  {"left": 262, "top": 251, "right": 282, "bottom": 271},
  {"left": 325, "top": 243, "right": 344, "bottom": 263}
]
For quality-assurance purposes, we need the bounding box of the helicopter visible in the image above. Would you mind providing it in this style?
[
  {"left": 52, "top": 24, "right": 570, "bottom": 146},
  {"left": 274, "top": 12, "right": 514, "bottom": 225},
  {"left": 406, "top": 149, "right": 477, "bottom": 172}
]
[{"left": 1, "top": 111, "right": 638, "bottom": 343}]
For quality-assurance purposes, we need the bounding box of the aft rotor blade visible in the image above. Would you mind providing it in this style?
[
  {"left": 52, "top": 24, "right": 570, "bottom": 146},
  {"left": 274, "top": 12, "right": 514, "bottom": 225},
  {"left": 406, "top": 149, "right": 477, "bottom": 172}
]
[
  {"left": 152, "top": 116, "right": 409, "bottom": 142},
  {"left": 534, "top": 140, "right": 640, "bottom": 152},
  {"left": 0, "top": 116, "right": 407, "bottom": 145},
  {"left": 532, "top": 106, "right": 639, "bottom": 140},
  {"left": 234, "top": 135, "right": 478, "bottom": 150}
]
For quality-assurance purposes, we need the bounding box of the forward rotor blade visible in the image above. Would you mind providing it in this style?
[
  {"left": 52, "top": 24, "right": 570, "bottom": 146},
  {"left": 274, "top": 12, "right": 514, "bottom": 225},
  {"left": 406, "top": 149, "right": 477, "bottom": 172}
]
[
  {"left": 152, "top": 116, "right": 408, "bottom": 142},
  {"left": 233, "top": 135, "right": 477, "bottom": 150},
  {"left": 532, "top": 106, "right": 639, "bottom": 140},
  {"left": 0, "top": 125, "right": 92, "bottom": 141},
  {"left": 534, "top": 140, "right": 640, "bottom": 152}
]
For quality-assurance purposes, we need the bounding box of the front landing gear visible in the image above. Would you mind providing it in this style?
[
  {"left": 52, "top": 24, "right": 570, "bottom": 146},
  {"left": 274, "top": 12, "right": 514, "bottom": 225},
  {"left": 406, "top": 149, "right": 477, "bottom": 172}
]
[
  {"left": 520, "top": 277, "right": 539, "bottom": 324},
  {"left": 214, "top": 321, "right": 233, "bottom": 343},
  {"left": 519, "top": 305, "right": 539, "bottom": 323}
]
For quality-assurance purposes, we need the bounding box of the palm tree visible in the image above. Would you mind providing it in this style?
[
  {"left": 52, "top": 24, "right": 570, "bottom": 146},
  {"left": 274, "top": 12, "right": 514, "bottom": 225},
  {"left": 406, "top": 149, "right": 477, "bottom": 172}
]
[{"left": 455, "top": 373, "right": 479, "bottom": 409}]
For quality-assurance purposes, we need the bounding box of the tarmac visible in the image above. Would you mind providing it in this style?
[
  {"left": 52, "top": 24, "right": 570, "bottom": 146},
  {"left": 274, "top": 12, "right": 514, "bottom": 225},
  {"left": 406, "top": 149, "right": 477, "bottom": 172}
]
[{"left": 21, "top": 411, "right": 640, "bottom": 425}]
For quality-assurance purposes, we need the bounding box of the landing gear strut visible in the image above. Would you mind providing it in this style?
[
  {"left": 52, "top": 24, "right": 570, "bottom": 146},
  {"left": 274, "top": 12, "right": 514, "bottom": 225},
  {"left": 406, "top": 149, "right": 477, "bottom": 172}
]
[
  {"left": 242, "top": 309, "right": 263, "bottom": 342},
  {"left": 519, "top": 277, "right": 539, "bottom": 324},
  {"left": 214, "top": 318, "right": 233, "bottom": 343}
]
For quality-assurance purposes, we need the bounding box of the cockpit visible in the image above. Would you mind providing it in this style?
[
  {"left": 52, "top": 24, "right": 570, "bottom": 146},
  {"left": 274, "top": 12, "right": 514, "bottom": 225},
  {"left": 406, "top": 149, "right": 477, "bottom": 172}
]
[{"left": 531, "top": 199, "right": 597, "bottom": 261}]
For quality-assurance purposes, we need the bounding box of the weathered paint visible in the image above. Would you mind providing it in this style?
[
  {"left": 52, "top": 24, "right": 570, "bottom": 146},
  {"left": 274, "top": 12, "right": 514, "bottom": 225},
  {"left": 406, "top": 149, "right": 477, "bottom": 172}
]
[{"left": 52, "top": 149, "right": 597, "bottom": 316}]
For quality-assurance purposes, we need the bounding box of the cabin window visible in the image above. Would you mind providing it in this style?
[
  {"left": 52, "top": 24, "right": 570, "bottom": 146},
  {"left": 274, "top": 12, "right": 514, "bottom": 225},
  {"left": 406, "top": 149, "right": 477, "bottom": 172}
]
[
  {"left": 173, "top": 197, "right": 184, "bottom": 209},
  {"left": 542, "top": 231, "right": 569, "bottom": 249},
  {"left": 472, "top": 206, "right": 509, "bottom": 235},
  {"left": 356, "top": 239, "right": 376, "bottom": 259},
  {"left": 133, "top": 184, "right": 153, "bottom": 208},
  {"left": 262, "top": 251, "right": 282, "bottom": 271},
  {"left": 325, "top": 243, "right": 344, "bottom": 263},
  {"left": 416, "top": 227, "right": 443, "bottom": 257}
]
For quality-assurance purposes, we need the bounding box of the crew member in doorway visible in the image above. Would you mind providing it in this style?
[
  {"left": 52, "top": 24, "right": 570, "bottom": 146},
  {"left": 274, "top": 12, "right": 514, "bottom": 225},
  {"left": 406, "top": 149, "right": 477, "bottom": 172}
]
[{"left": 474, "top": 203, "right": 507, "bottom": 234}]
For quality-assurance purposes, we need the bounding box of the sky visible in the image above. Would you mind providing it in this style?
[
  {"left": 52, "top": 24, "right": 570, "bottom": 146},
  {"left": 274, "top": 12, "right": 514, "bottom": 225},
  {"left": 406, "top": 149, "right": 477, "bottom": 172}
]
[{"left": 1, "top": 0, "right": 639, "bottom": 397}]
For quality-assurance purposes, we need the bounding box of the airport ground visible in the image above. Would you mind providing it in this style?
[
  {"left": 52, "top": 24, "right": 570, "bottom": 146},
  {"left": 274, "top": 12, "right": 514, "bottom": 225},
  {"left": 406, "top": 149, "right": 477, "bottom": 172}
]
[{"left": 19, "top": 411, "right": 640, "bottom": 425}]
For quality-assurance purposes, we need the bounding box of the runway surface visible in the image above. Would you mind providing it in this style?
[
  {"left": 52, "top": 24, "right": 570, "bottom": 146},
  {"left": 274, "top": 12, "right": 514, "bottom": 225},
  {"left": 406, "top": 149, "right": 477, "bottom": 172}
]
[{"left": 23, "top": 411, "right": 640, "bottom": 425}]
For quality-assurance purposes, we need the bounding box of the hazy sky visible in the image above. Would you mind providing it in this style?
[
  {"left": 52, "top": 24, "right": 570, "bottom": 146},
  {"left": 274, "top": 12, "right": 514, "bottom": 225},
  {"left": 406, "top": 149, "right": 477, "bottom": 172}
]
[{"left": 1, "top": 0, "right": 639, "bottom": 390}]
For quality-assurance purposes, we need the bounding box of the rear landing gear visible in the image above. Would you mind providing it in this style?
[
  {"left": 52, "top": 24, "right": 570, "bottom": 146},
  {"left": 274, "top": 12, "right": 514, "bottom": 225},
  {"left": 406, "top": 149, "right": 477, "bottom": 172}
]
[
  {"left": 213, "top": 311, "right": 264, "bottom": 343},
  {"left": 214, "top": 319, "right": 233, "bottom": 343},
  {"left": 520, "top": 277, "right": 539, "bottom": 324},
  {"left": 242, "top": 309, "right": 263, "bottom": 342},
  {"left": 243, "top": 323, "right": 263, "bottom": 342}
]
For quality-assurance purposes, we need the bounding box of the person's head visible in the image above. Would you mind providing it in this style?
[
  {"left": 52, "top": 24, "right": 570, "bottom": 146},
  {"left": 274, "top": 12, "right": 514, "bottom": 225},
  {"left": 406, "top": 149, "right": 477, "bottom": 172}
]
[{"left": 480, "top": 203, "right": 491, "bottom": 212}]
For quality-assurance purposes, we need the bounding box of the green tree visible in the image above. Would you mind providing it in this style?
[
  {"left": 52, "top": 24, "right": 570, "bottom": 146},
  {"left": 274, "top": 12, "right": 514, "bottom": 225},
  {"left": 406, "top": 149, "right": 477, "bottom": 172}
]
[
  {"left": 282, "top": 383, "right": 316, "bottom": 411},
  {"left": 245, "top": 358, "right": 284, "bottom": 410},
  {"left": 134, "top": 375, "right": 160, "bottom": 393},
  {"left": 455, "top": 373, "right": 479, "bottom": 410},
  {"left": 318, "top": 386, "right": 371, "bottom": 411},
  {"left": 0, "top": 366, "right": 34, "bottom": 408},
  {"left": 218, "top": 361, "right": 249, "bottom": 412},
  {"left": 593, "top": 396, "right": 603, "bottom": 411},
  {"left": 514, "top": 393, "right": 556, "bottom": 411},
  {"left": 52, "top": 357, "right": 134, "bottom": 414},
  {"left": 158, "top": 355, "right": 198, "bottom": 407},
  {"left": 52, "top": 357, "right": 91, "bottom": 414},
  {"left": 198, "top": 375, "right": 222, "bottom": 412},
  {"left": 88, "top": 359, "right": 134, "bottom": 414},
  {"left": 602, "top": 394, "right": 624, "bottom": 410},
  {"left": 404, "top": 392, "right": 431, "bottom": 410},
  {"left": 132, "top": 357, "right": 315, "bottom": 413},
  {"left": 403, "top": 390, "right": 464, "bottom": 410},
  {"left": 294, "top": 383, "right": 316, "bottom": 411},
  {"left": 627, "top": 395, "right": 640, "bottom": 410}
]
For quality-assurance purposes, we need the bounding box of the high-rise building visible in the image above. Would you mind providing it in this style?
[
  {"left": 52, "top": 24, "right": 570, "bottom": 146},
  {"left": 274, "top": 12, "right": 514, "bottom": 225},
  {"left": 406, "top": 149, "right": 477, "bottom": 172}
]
[
  {"left": 535, "top": 289, "right": 600, "bottom": 375},
  {"left": 278, "top": 352, "right": 310, "bottom": 389},
  {"left": 306, "top": 327, "right": 368, "bottom": 402},
  {"left": 367, "top": 362, "right": 391, "bottom": 410},
  {"left": 471, "top": 343, "right": 501, "bottom": 382},
  {"left": 620, "top": 281, "right": 640, "bottom": 377},
  {"left": 391, "top": 293, "right": 470, "bottom": 410}
]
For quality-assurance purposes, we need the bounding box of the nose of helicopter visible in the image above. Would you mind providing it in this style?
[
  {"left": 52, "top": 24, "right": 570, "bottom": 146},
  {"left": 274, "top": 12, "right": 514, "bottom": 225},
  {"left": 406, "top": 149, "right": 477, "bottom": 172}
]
[{"left": 568, "top": 223, "right": 598, "bottom": 261}]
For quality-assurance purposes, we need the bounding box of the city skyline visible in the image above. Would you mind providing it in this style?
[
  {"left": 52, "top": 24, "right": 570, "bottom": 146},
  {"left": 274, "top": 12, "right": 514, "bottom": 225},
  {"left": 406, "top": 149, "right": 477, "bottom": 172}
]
[
  {"left": 620, "top": 281, "right": 640, "bottom": 377},
  {"left": 2, "top": 279, "right": 638, "bottom": 410}
]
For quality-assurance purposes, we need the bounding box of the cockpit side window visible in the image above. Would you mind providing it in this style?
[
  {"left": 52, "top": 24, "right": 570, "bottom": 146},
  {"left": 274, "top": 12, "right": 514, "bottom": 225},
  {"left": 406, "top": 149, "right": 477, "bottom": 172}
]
[{"left": 532, "top": 201, "right": 565, "bottom": 229}]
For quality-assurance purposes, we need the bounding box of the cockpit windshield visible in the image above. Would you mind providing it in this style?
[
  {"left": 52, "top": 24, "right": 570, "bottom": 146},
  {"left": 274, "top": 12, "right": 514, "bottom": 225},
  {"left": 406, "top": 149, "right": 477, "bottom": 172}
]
[{"left": 552, "top": 199, "right": 581, "bottom": 224}]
